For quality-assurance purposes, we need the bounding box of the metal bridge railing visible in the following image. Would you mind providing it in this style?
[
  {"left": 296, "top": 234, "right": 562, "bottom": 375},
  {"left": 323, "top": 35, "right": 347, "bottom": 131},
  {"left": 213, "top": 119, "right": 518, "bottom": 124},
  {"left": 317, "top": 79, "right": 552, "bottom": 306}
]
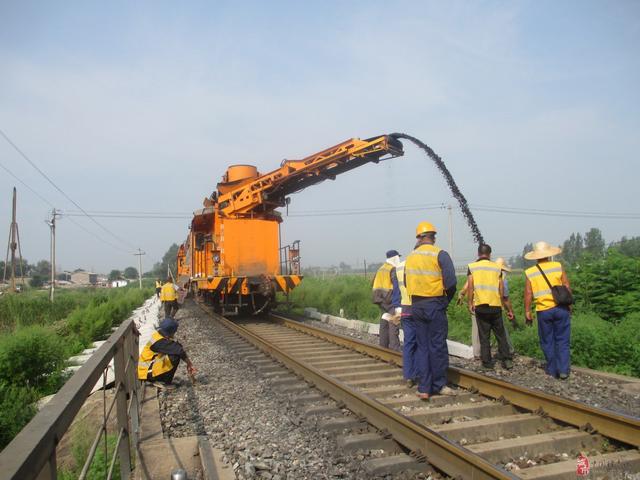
[{"left": 0, "top": 318, "right": 140, "bottom": 480}]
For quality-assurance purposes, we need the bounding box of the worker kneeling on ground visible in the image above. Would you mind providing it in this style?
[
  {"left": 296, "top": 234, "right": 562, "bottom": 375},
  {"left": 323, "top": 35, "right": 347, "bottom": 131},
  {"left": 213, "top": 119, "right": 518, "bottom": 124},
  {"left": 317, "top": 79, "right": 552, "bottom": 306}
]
[
  {"left": 160, "top": 277, "right": 179, "bottom": 318},
  {"left": 137, "top": 318, "right": 196, "bottom": 389},
  {"left": 467, "top": 244, "right": 513, "bottom": 370}
]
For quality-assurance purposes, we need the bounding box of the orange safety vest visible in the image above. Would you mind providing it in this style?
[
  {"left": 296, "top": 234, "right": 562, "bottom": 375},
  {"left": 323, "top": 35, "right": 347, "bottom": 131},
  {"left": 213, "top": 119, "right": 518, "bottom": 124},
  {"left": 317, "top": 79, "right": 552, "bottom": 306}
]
[
  {"left": 525, "top": 261, "right": 564, "bottom": 311},
  {"left": 137, "top": 331, "right": 174, "bottom": 380}
]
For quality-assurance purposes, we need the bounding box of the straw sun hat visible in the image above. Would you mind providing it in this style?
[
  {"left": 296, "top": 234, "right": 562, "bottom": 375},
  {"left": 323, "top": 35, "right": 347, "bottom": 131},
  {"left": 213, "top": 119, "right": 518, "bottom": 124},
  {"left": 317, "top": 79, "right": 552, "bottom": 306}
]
[
  {"left": 524, "top": 241, "right": 562, "bottom": 261},
  {"left": 495, "top": 257, "right": 511, "bottom": 272}
]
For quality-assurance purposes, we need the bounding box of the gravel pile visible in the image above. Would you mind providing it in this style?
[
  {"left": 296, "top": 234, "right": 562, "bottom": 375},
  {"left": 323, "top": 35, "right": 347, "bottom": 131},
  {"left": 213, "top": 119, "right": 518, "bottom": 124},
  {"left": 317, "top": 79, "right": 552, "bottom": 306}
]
[
  {"left": 158, "top": 302, "right": 437, "bottom": 480},
  {"left": 288, "top": 312, "right": 640, "bottom": 418}
]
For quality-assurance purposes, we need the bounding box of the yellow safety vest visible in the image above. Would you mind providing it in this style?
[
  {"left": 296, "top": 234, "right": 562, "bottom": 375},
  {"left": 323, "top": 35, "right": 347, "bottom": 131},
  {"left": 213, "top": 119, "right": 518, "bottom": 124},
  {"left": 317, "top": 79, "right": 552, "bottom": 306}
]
[
  {"left": 396, "top": 263, "right": 411, "bottom": 307},
  {"left": 525, "top": 261, "right": 564, "bottom": 312},
  {"left": 468, "top": 260, "right": 502, "bottom": 307},
  {"left": 137, "top": 331, "right": 174, "bottom": 380},
  {"left": 405, "top": 244, "right": 444, "bottom": 298},
  {"left": 372, "top": 263, "right": 393, "bottom": 291},
  {"left": 160, "top": 282, "right": 177, "bottom": 302}
]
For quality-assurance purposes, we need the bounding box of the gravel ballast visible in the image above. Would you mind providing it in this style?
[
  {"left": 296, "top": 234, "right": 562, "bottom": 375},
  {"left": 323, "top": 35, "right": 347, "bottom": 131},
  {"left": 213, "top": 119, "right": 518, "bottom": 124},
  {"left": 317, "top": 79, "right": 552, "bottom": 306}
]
[
  {"left": 289, "top": 311, "right": 640, "bottom": 418},
  {"left": 157, "top": 302, "right": 436, "bottom": 480}
]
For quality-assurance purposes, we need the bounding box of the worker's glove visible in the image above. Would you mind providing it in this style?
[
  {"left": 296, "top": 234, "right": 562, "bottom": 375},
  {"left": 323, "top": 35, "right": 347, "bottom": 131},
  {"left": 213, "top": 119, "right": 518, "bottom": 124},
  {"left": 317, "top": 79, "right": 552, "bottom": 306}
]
[
  {"left": 394, "top": 307, "right": 402, "bottom": 316},
  {"left": 390, "top": 313, "right": 402, "bottom": 326}
]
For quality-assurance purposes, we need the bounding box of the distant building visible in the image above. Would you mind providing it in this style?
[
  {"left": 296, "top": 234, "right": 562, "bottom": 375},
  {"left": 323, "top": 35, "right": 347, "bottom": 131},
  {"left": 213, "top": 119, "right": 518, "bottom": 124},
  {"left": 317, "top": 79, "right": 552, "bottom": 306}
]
[
  {"left": 71, "top": 270, "right": 98, "bottom": 285},
  {"left": 111, "top": 280, "right": 128, "bottom": 288}
]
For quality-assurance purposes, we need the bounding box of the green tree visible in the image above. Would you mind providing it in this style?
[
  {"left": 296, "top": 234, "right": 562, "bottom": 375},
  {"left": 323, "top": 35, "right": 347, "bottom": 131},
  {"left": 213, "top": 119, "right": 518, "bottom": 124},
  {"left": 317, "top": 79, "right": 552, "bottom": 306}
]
[
  {"left": 34, "top": 260, "right": 51, "bottom": 277},
  {"left": 153, "top": 243, "right": 179, "bottom": 278},
  {"left": 584, "top": 227, "right": 605, "bottom": 258},
  {"left": 612, "top": 236, "right": 640, "bottom": 257},
  {"left": 30, "top": 273, "right": 45, "bottom": 288},
  {"left": 108, "top": 270, "right": 122, "bottom": 281},
  {"left": 561, "top": 232, "right": 584, "bottom": 266},
  {"left": 123, "top": 266, "right": 138, "bottom": 279}
]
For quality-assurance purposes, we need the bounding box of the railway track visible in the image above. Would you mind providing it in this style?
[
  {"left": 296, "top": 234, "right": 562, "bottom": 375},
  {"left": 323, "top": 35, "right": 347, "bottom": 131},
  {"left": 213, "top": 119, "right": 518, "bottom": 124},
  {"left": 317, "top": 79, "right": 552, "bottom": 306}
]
[{"left": 197, "top": 303, "right": 640, "bottom": 479}]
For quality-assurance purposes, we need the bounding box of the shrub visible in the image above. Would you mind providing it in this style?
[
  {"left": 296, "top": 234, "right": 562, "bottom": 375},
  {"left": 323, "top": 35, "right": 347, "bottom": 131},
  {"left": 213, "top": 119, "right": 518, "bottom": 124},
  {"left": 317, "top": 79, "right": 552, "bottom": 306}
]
[
  {"left": 0, "top": 326, "right": 68, "bottom": 393},
  {"left": 0, "top": 382, "right": 37, "bottom": 449}
]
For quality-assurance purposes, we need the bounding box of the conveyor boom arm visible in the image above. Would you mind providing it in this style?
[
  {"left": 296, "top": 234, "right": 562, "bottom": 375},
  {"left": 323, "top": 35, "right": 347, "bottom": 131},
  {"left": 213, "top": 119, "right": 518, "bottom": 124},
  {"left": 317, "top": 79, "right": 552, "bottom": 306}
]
[{"left": 217, "top": 135, "right": 404, "bottom": 216}]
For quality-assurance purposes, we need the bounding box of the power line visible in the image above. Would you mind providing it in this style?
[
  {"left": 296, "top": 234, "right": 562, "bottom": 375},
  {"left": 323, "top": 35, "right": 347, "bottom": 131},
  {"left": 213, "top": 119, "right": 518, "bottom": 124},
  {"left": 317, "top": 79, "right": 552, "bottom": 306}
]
[
  {"left": 0, "top": 160, "right": 55, "bottom": 208},
  {"left": 57, "top": 201, "right": 640, "bottom": 220},
  {"left": 0, "top": 157, "right": 130, "bottom": 253},
  {"left": 0, "top": 128, "right": 138, "bottom": 251},
  {"left": 470, "top": 204, "right": 640, "bottom": 219}
]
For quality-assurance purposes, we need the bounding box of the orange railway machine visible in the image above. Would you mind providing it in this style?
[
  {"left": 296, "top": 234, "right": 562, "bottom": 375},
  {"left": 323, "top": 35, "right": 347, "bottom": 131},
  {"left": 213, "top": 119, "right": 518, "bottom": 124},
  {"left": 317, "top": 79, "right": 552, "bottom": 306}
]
[{"left": 179, "top": 135, "right": 404, "bottom": 315}]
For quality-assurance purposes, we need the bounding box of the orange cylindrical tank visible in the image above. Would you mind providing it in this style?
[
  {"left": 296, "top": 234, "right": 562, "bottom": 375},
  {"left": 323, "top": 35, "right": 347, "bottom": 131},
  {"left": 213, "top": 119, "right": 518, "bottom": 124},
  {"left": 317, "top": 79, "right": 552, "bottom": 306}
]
[{"left": 226, "top": 165, "right": 258, "bottom": 183}]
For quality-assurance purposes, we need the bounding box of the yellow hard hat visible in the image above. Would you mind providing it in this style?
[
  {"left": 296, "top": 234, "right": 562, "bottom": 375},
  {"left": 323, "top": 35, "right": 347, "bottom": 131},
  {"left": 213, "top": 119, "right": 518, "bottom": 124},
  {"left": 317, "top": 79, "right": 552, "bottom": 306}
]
[{"left": 415, "top": 221, "right": 437, "bottom": 237}]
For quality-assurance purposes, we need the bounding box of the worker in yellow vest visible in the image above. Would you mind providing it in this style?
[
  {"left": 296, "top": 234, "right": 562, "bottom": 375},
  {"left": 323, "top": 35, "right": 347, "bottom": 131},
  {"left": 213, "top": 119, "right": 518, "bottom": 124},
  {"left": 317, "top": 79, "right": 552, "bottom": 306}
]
[
  {"left": 396, "top": 260, "right": 418, "bottom": 386},
  {"left": 405, "top": 222, "right": 457, "bottom": 400},
  {"left": 371, "top": 250, "right": 401, "bottom": 351},
  {"left": 524, "top": 241, "right": 572, "bottom": 380},
  {"left": 155, "top": 279, "right": 162, "bottom": 298},
  {"left": 467, "top": 244, "right": 513, "bottom": 370},
  {"left": 160, "top": 278, "right": 179, "bottom": 318},
  {"left": 138, "top": 318, "right": 195, "bottom": 389}
]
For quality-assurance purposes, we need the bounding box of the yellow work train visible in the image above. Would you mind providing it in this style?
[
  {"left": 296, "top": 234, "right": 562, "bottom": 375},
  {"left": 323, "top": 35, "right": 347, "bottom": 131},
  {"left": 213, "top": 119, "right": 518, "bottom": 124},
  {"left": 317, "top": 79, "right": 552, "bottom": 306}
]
[{"left": 178, "top": 135, "right": 404, "bottom": 315}]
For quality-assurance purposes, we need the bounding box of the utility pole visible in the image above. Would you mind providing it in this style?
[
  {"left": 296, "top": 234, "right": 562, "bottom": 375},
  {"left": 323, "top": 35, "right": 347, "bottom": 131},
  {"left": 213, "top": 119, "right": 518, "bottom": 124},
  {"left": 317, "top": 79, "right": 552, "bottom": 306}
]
[
  {"left": 134, "top": 249, "right": 145, "bottom": 289},
  {"left": 4, "top": 187, "right": 25, "bottom": 292},
  {"left": 46, "top": 209, "right": 60, "bottom": 302},
  {"left": 447, "top": 204, "right": 454, "bottom": 259}
]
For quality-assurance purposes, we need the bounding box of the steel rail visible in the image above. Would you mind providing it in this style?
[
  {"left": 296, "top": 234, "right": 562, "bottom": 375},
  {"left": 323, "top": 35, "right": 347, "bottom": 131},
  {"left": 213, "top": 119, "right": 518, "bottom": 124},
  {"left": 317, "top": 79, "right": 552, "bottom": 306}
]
[
  {"left": 211, "top": 310, "right": 517, "bottom": 479},
  {"left": 271, "top": 312, "right": 640, "bottom": 448}
]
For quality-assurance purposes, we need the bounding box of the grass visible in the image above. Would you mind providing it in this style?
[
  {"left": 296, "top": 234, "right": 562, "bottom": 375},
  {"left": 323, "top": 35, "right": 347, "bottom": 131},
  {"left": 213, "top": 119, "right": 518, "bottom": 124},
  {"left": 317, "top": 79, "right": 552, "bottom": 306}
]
[{"left": 287, "top": 274, "right": 640, "bottom": 377}]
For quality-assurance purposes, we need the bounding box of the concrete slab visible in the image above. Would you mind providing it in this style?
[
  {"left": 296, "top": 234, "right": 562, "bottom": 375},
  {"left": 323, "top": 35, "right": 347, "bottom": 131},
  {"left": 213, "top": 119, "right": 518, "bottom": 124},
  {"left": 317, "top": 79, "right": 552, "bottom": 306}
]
[
  {"left": 408, "top": 401, "right": 515, "bottom": 425},
  {"left": 139, "top": 385, "right": 163, "bottom": 443},
  {"left": 431, "top": 413, "right": 549, "bottom": 444},
  {"left": 291, "top": 393, "right": 326, "bottom": 405},
  {"left": 518, "top": 449, "right": 640, "bottom": 480},
  {"left": 363, "top": 453, "right": 427, "bottom": 475},
  {"left": 346, "top": 376, "right": 405, "bottom": 388},
  {"left": 468, "top": 430, "right": 600, "bottom": 464},
  {"left": 338, "top": 433, "right": 400, "bottom": 453},
  {"left": 135, "top": 436, "right": 202, "bottom": 480},
  {"left": 318, "top": 416, "right": 363, "bottom": 432},
  {"left": 303, "top": 404, "right": 342, "bottom": 416},
  {"left": 198, "top": 436, "right": 235, "bottom": 480}
]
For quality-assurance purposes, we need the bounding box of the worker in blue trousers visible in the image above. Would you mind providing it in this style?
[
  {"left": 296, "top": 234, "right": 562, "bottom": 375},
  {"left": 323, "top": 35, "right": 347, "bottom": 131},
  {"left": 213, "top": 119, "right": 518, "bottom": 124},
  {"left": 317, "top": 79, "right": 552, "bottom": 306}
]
[
  {"left": 395, "top": 260, "right": 417, "bottom": 386},
  {"left": 405, "top": 222, "right": 457, "bottom": 400},
  {"left": 524, "top": 241, "right": 573, "bottom": 380}
]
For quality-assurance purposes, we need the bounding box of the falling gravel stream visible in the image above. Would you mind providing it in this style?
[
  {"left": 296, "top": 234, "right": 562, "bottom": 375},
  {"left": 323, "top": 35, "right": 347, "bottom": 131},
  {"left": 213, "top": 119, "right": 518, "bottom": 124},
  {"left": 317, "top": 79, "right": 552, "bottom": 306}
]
[{"left": 390, "top": 133, "right": 484, "bottom": 244}]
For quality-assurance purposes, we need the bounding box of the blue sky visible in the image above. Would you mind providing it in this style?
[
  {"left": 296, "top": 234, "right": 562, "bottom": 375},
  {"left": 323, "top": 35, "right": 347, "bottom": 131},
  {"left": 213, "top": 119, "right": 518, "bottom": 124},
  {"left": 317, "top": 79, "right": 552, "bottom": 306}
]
[{"left": 1, "top": 1, "right": 639, "bottom": 273}]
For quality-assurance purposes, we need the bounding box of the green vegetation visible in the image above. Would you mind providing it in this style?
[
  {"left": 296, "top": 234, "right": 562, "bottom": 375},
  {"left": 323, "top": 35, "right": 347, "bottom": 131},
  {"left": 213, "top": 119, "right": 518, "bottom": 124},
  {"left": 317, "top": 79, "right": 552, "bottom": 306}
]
[
  {"left": 288, "top": 237, "right": 640, "bottom": 378},
  {"left": 0, "top": 286, "right": 153, "bottom": 450},
  {"left": 58, "top": 421, "right": 121, "bottom": 480}
]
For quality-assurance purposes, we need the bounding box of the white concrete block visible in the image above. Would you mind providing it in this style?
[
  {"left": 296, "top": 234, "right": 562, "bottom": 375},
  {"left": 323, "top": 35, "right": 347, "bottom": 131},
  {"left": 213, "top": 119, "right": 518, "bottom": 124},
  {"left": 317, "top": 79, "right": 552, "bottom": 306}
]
[{"left": 302, "top": 309, "right": 473, "bottom": 359}]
